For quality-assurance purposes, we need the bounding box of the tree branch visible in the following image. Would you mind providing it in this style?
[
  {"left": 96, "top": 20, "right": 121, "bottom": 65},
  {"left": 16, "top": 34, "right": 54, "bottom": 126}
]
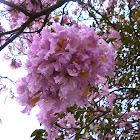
[
  {"left": 0, "top": 28, "right": 20, "bottom": 36},
  {"left": 0, "top": 0, "right": 77, "bottom": 51},
  {"left": 81, "top": 109, "right": 111, "bottom": 130},
  {"left": 33, "top": 0, "right": 73, "bottom": 18},
  {"left": 0, "top": 0, "right": 32, "bottom": 17},
  {"left": 0, "top": 18, "right": 34, "bottom": 51},
  {"left": 0, "top": 75, "right": 16, "bottom": 84},
  {"left": 36, "top": 15, "right": 49, "bottom": 33}
]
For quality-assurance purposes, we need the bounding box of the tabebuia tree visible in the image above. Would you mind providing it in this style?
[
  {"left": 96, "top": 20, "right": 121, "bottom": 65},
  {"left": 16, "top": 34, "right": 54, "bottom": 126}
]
[{"left": 0, "top": 0, "right": 139, "bottom": 139}]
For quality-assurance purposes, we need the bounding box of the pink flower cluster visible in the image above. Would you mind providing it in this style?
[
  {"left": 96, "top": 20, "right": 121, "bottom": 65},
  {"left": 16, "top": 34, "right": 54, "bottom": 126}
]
[
  {"left": 10, "top": 59, "right": 22, "bottom": 69},
  {"left": 17, "top": 23, "right": 117, "bottom": 139}
]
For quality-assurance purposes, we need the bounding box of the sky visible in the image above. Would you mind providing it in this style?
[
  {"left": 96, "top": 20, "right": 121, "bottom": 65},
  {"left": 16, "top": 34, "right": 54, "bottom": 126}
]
[{"left": 0, "top": 97, "right": 41, "bottom": 140}]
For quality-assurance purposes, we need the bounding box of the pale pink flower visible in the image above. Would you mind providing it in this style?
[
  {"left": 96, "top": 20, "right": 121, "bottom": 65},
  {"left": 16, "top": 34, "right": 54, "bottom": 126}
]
[{"left": 10, "top": 59, "right": 22, "bottom": 69}]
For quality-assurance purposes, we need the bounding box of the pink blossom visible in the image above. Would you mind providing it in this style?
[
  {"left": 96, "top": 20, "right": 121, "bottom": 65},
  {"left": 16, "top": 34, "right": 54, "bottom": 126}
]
[
  {"left": 96, "top": 75, "right": 106, "bottom": 85},
  {"left": 10, "top": 59, "right": 22, "bottom": 69},
  {"left": 3, "top": 53, "right": 11, "bottom": 60},
  {"left": 107, "top": 0, "right": 118, "bottom": 8},
  {"left": 102, "top": 28, "right": 122, "bottom": 49},
  {"left": 16, "top": 23, "right": 118, "bottom": 139},
  {"left": 107, "top": 92, "right": 116, "bottom": 107},
  {"left": 65, "top": 113, "right": 77, "bottom": 127},
  {"left": 130, "top": 0, "right": 136, "bottom": 6}
]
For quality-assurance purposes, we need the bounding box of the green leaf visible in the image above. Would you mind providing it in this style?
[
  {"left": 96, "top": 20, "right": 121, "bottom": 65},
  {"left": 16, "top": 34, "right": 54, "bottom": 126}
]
[
  {"left": 31, "top": 129, "right": 47, "bottom": 137},
  {"left": 51, "top": 28, "right": 56, "bottom": 33}
]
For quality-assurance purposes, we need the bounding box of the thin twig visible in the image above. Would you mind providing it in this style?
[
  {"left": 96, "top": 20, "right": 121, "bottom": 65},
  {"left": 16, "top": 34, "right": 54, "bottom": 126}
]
[{"left": 0, "top": 0, "right": 75, "bottom": 51}]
